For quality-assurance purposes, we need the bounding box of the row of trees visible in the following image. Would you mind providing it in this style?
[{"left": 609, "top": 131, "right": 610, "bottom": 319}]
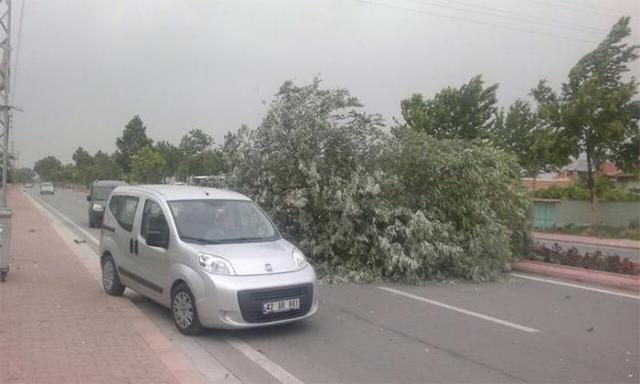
[
  {"left": 400, "top": 17, "right": 639, "bottom": 228},
  {"left": 31, "top": 17, "right": 638, "bottom": 197},
  {"left": 32, "top": 116, "right": 225, "bottom": 185}
]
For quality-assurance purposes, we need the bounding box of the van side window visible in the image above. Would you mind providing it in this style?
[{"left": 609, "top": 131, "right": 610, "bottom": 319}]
[
  {"left": 141, "top": 200, "right": 169, "bottom": 241},
  {"left": 109, "top": 195, "right": 139, "bottom": 232},
  {"left": 108, "top": 196, "right": 119, "bottom": 216}
]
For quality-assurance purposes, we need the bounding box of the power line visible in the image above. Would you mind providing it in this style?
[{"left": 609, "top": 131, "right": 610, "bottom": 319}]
[
  {"left": 561, "top": 0, "right": 635, "bottom": 15},
  {"left": 408, "top": 0, "right": 607, "bottom": 34},
  {"left": 354, "top": 0, "right": 598, "bottom": 45},
  {"left": 11, "top": 0, "right": 24, "bottom": 102},
  {"left": 521, "top": 0, "right": 633, "bottom": 18}
]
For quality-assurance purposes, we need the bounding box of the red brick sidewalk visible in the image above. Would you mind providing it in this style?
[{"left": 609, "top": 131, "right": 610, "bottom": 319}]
[{"left": 0, "top": 190, "right": 207, "bottom": 383}]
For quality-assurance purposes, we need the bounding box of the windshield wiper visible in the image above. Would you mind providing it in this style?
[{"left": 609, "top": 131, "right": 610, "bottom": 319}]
[
  {"left": 180, "top": 236, "right": 220, "bottom": 244},
  {"left": 221, "top": 236, "right": 270, "bottom": 243}
]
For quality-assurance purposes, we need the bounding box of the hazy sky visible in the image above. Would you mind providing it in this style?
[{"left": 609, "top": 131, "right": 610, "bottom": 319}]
[{"left": 10, "top": 0, "right": 640, "bottom": 167}]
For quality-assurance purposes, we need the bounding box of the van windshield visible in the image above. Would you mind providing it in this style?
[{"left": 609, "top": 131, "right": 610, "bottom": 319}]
[
  {"left": 168, "top": 200, "right": 279, "bottom": 244},
  {"left": 92, "top": 186, "right": 116, "bottom": 201}
]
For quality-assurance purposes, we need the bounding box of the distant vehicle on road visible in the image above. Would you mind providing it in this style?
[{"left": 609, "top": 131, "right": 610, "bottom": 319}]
[
  {"left": 87, "top": 180, "right": 127, "bottom": 228},
  {"left": 24, "top": 183, "right": 33, "bottom": 188},
  {"left": 40, "top": 182, "right": 55, "bottom": 195},
  {"left": 99, "top": 185, "right": 317, "bottom": 335}
]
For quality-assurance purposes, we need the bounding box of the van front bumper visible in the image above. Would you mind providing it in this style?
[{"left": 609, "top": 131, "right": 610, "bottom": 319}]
[{"left": 195, "top": 266, "right": 318, "bottom": 329}]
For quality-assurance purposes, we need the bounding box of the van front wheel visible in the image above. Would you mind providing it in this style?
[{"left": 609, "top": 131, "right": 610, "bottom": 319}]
[
  {"left": 171, "top": 283, "right": 203, "bottom": 335},
  {"left": 101, "top": 255, "right": 125, "bottom": 296}
]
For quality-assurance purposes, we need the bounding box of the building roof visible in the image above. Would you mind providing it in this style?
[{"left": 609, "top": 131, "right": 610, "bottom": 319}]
[
  {"left": 600, "top": 161, "right": 622, "bottom": 177},
  {"left": 112, "top": 185, "right": 251, "bottom": 201},
  {"left": 565, "top": 158, "right": 622, "bottom": 176}
]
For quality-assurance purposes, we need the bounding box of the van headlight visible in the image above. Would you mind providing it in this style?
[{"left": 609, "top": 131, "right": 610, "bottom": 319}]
[
  {"left": 198, "top": 253, "right": 235, "bottom": 275},
  {"left": 92, "top": 204, "right": 104, "bottom": 212},
  {"left": 292, "top": 248, "right": 309, "bottom": 270}
]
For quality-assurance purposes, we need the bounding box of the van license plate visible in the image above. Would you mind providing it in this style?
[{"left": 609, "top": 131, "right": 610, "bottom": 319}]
[{"left": 262, "top": 298, "right": 300, "bottom": 314}]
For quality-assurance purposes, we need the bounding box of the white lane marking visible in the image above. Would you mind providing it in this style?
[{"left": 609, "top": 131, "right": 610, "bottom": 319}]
[
  {"left": 29, "top": 192, "right": 100, "bottom": 244},
  {"left": 378, "top": 286, "right": 540, "bottom": 333},
  {"left": 27, "top": 190, "right": 306, "bottom": 384},
  {"left": 225, "top": 336, "right": 304, "bottom": 384},
  {"left": 511, "top": 273, "right": 640, "bottom": 300}
]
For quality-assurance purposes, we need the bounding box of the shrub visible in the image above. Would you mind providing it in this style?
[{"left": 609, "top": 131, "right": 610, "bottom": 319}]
[
  {"left": 532, "top": 243, "right": 639, "bottom": 275},
  {"left": 533, "top": 180, "right": 639, "bottom": 201}
]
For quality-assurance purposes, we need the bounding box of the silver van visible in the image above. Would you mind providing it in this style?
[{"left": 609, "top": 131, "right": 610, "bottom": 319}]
[{"left": 98, "top": 185, "right": 318, "bottom": 334}]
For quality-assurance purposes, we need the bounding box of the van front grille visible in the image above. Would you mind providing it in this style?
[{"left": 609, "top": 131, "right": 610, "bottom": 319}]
[{"left": 237, "top": 284, "right": 313, "bottom": 323}]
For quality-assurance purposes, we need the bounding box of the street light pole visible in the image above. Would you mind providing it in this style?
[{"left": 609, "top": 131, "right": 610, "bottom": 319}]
[
  {"left": 0, "top": 0, "right": 10, "bottom": 208},
  {"left": 0, "top": 0, "right": 11, "bottom": 282}
]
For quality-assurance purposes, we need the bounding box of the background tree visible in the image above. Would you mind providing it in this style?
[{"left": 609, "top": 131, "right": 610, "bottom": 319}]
[
  {"left": 12, "top": 167, "right": 36, "bottom": 183},
  {"left": 612, "top": 126, "right": 640, "bottom": 175},
  {"left": 92, "top": 151, "right": 122, "bottom": 180},
  {"left": 72, "top": 146, "right": 94, "bottom": 186},
  {"left": 179, "top": 128, "right": 213, "bottom": 154},
  {"left": 115, "top": 115, "right": 153, "bottom": 174},
  {"left": 493, "top": 99, "right": 561, "bottom": 189},
  {"left": 34, "top": 156, "right": 63, "bottom": 181},
  {"left": 399, "top": 75, "right": 499, "bottom": 140},
  {"left": 60, "top": 164, "right": 76, "bottom": 184},
  {"left": 155, "top": 141, "right": 181, "bottom": 181},
  {"left": 532, "top": 16, "right": 640, "bottom": 229},
  {"left": 130, "top": 146, "right": 166, "bottom": 184},
  {"left": 178, "top": 129, "right": 223, "bottom": 177}
]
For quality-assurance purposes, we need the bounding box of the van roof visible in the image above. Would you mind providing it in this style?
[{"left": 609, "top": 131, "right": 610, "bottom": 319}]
[
  {"left": 112, "top": 184, "right": 252, "bottom": 201},
  {"left": 92, "top": 180, "right": 128, "bottom": 187}
]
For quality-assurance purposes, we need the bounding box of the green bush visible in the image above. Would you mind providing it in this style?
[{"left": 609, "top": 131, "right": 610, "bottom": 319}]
[{"left": 533, "top": 180, "right": 639, "bottom": 201}]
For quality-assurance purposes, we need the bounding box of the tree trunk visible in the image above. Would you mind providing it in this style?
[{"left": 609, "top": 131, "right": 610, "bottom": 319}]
[{"left": 585, "top": 150, "right": 599, "bottom": 231}]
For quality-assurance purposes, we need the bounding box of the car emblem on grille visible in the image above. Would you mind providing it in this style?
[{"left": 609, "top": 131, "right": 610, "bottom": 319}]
[{"left": 265, "top": 263, "right": 273, "bottom": 272}]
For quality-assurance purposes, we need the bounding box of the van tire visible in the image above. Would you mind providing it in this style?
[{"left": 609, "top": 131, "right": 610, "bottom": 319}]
[
  {"left": 101, "top": 255, "right": 125, "bottom": 296},
  {"left": 171, "top": 283, "right": 203, "bottom": 335}
]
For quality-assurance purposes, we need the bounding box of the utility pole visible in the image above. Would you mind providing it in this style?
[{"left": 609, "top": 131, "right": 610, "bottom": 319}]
[
  {"left": 0, "top": 0, "right": 11, "bottom": 281},
  {"left": 0, "top": 0, "right": 10, "bottom": 207}
]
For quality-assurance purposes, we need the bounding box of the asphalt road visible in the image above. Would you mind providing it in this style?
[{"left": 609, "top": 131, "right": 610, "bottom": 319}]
[
  {"left": 27, "top": 187, "right": 640, "bottom": 384},
  {"left": 533, "top": 238, "right": 640, "bottom": 263}
]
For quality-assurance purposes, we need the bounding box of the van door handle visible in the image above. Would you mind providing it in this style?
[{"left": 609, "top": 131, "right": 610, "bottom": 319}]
[
  {"left": 134, "top": 239, "right": 139, "bottom": 255},
  {"left": 129, "top": 239, "right": 134, "bottom": 253}
]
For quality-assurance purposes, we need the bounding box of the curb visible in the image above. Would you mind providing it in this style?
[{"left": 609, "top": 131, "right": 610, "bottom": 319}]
[
  {"left": 512, "top": 260, "right": 640, "bottom": 293},
  {"left": 532, "top": 232, "right": 640, "bottom": 250}
]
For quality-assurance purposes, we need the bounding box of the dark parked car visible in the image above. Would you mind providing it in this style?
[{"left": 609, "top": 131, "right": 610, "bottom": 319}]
[{"left": 87, "top": 180, "right": 127, "bottom": 227}]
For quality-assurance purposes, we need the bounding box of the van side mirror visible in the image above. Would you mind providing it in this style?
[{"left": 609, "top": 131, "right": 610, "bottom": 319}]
[
  {"left": 146, "top": 230, "right": 169, "bottom": 249},
  {"left": 86, "top": 195, "right": 91, "bottom": 202}
]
